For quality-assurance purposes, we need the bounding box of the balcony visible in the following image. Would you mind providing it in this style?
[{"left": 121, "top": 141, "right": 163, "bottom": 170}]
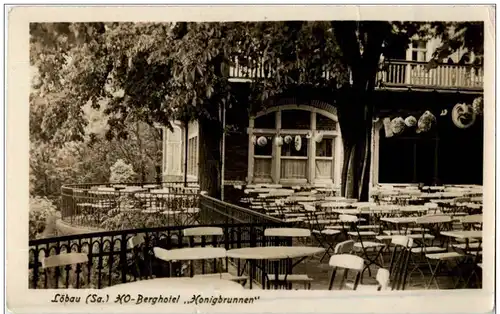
[
  {"left": 377, "top": 60, "right": 484, "bottom": 91},
  {"left": 228, "top": 58, "right": 483, "bottom": 92}
]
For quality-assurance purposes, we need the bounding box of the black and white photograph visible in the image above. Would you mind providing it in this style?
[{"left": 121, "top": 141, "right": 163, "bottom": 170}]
[{"left": 6, "top": 4, "right": 495, "bottom": 314}]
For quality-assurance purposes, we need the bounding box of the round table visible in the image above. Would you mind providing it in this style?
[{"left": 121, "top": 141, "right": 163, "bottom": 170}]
[
  {"left": 104, "top": 277, "right": 245, "bottom": 290},
  {"left": 227, "top": 246, "right": 324, "bottom": 289}
]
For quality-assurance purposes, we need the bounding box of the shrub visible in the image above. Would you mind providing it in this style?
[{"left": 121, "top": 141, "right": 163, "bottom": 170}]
[
  {"left": 109, "top": 159, "right": 136, "bottom": 183},
  {"left": 29, "top": 196, "right": 57, "bottom": 240}
]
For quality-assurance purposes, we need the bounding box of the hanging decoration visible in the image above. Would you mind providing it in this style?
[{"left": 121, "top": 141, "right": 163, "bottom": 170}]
[
  {"left": 251, "top": 135, "right": 256, "bottom": 145},
  {"left": 306, "top": 132, "right": 313, "bottom": 139},
  {"left": 472, "top": 97, "right": 483, "bottom": 116},
  {"left": 440, "top": 109, "right": 448, "bottom": 116},
  {"left": 416, "top": 110, "right": 437, "bottom": 133},
  {"left": 452, "top": 103, "right": 477, "bottom": 129},
  {"left": 284, "top": 135, "right": 293, "bottom": 144},
  {"left": 383, "top": 117, "right": 394, "bottom": 138},
  {"left": 275, "top": 135, "right": 284, "bottom": 146},
  {"left": 314, "top": 132, "right": 324, "bottom": 143},
  {"left": 257, "top": 136, "right": 268, "bottom": 147},
  {"left": 294, "top": 135, "right": 302, "bottom": 151},
  {"left": 404, "top": 116, "right": 417, "bottom": 128},
  {"left": 391, "top": 117, "right": 406, "bottom": 135}
]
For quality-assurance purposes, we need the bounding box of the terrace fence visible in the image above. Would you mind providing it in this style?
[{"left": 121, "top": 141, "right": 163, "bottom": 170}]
[
  {"left": 29, "top": 222, "right": 291, "bottom": 289},
  {"left": 39, "top": 181, "right": 290, "bottom": 289}
]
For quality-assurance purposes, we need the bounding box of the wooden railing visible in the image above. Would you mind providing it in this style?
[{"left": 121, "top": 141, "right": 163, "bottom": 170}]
[
  {"left": 377, "top": 60, "right": 483, "bottom": 90},
  {"left": 228, "top": 58, "right": 483, "bottom": 90}
]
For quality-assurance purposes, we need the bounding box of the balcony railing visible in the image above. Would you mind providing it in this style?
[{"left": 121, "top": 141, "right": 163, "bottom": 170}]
[
  {"left": 377, "top": 60, "right": 483, "bottom": 90},
  {"left": 228, "top": 58, "right": 483, "bottom": 91}
]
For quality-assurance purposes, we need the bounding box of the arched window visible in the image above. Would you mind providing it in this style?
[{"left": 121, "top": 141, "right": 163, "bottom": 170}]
[{"left": 248, "top": 105, "right": 341, "bottom": 185}]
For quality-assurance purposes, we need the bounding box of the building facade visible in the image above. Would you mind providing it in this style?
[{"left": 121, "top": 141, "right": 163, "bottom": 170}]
[{"left": 161, "top": 37, "right": 484, "bottom": 190}]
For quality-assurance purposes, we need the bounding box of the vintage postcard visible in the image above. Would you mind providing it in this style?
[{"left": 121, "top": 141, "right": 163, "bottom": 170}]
[{"left": 6, "top": 4, "right": 495, "bottom": 314}]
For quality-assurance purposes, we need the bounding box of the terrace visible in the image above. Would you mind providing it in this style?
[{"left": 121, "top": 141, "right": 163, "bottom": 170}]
[{"left": 30, "top": 181, "right": 483, "bottom": 291}]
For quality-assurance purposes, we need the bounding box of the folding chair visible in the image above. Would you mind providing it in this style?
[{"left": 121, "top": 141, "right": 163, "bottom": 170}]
[
  {"left": 346, "top": 268, "right": 391, "bottom": 291},
  {"left": 387, "top": 236, "right": 413, "bottom": 290},
  {"left": 263, "top": 228, "right": 314, "bottom": 289},
  {"left": 42, "top": 252, "right": 89, "bottom": 288},
  {"left": 328, "top": 254, "right": 364, "bottom": 290},
  {"left": 339, "top": 214, "right": 385, "bottom": 281},
  {"left": 182, "top": 227, "right": 248, "bottom": 285},
  {"left": 128, "top": 233, "right": 154, "bottom": 280},
  {"left": 412, "top": 215, "right": 462, "bottom": 289}
]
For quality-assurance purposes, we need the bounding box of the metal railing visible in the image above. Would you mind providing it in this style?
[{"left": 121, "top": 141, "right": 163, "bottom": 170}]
[
  {"left": 60, "top": 181, "right": 199, "bottom": 229},
  {"left": 199, "top": 194, "right": 285, "bottom": 225},
  {"left": 29, "top": 222, "right": 290, "bottom": 289}
]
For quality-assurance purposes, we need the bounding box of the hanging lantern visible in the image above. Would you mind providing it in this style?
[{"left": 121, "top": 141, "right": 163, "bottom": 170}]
[
  {"left": 257, "top": 136, "right": 268, "bottom": 147},
  {"left": 383, "top": 117, "right": 394, "bottom": 138},
  {"left": 294, "top": 135, "right": 302, "bottom": 151},
  {"left": 391, "top": 117, "right": 406, "bottom": 135},
  {"left": 404, "top": 116, "right": 417, "bottom": 127},
  {"left": 314, "top": 132, "right": 324, "bottom": 143},
  {"left": 275, "top": 135, "right": 284, "bottom": 146},
  {"left": 472, "top": 97, "right": 483, "bottom": 115},
  {"left": 452, "top": 103, "right": 476, "bottom": 129},
  {"left": 284, "top": 135, "right": 293, "bottom": 144},
  {"left": 416, "top": 110, "right": 437, "bottom": 133}
]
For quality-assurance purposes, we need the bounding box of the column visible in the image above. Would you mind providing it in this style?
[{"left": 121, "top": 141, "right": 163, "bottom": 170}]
[
  {"left": 308, "top": 112, "right": 316, "bottom": 185},
  {"left": 247, "top": 118, "right": 255, "bottom": 184},
  {"left": 273, "top": 111, "right": 282, "bottom": 183}
]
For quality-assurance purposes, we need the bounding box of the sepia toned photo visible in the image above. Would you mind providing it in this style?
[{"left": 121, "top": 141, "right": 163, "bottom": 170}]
[{"left": 7, "top": 5, "right": 495, "bottom": 314}]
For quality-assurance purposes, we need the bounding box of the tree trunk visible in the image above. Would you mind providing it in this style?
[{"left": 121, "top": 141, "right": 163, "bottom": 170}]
[
  {"left": 338, "top": 89, "right": 373, "bottom": 201},
  {"left": 198, "top": 114, "right": 222, "bottom": 198}
]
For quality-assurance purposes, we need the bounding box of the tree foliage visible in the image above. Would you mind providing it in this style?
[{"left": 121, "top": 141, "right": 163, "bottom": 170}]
[{"left": 30, "top": 21, "right": 483, "bottom": 200}]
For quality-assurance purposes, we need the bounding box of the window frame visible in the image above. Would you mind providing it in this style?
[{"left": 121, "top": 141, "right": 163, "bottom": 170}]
[{"left": 247, "top": 105, "right": 341, "bottom": 185}]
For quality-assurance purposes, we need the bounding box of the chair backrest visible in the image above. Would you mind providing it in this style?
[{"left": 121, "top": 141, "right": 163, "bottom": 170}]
[
  {"left": 339, "top": 214, "right": 359, "bottom": 223},
  {"left": 460, "top": 214, "right": 483, "bottom": 224},
  {"left": 128, "top": 233, "right": 146, "bottom": 249},
  {"left": 42, "top": 253, "right": 89, "bottom": 269},
  {"left": 183, "top": 227, "right": 224, "bottom": 237},
  {"left": 391, "top": 235, "right": 413, "bottom": 248},
  {"left": 376, "top": 268, "right": 391, "bottom": 290},
  {"left": 264, "top": 228, "right": 311, "bottom": 238},
  {"left": 329, "top": 254, "right": 364, "bottom": 271},
  {"left": 334, "top": 240, "right": 355, "bottom": 254}
]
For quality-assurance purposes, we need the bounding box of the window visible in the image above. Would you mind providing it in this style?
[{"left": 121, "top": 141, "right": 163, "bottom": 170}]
[
  {"left": 281, "top": 137, "right": 308, "bottom": 157},
  {"left": 254, "top": 112, "right": 275, "bottom": 129},
  {"left": 410, "top": 40, "right": 427, "bottom": 62},
  {"left": 281, "top": 110, "right": 310, "bottom": 129},
  {"left": 166, "top": 126, "right": 182, "bottom": 175},
  {"left": 248, "top": 106, "right": 339, "bottom": 184},
  {"left": 316, "top": 138, "right": 333, "bottom": 157},
  {"left": 187, "top": 136, "right": 198, "bottom": 177}
]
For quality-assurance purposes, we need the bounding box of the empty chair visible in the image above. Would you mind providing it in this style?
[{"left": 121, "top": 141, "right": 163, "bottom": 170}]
[
  {"left": 346, "top": 268, "right": 391, "bottom": 291},
  {"left": 387, "top": 236, "right": 414, "bottom": 290},
  {"left": 263, "top": 227, "right": 313, "bottom": 289},
  {"left": 328, "top": 254, "right": 364, "bottom": 290},
  {"left": 181, "top": 227, "right": 248, "bottom": 285},
  {"left": 42, "top": 252, "right": 89, "bottom": 288},
  {"left": 334, "top": 240, "right": 355, "bottom": 254},
  {"left": 339, "top": 214, "right": 385, "bottom": 280},
  {"left": 128, "top": 234, "right": 153, "bottom": 280}
]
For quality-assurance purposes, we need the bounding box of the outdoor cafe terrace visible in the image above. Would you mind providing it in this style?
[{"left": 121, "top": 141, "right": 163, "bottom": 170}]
[{"left": 29, "top": 181, "right": 484, "bottom": 291}]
